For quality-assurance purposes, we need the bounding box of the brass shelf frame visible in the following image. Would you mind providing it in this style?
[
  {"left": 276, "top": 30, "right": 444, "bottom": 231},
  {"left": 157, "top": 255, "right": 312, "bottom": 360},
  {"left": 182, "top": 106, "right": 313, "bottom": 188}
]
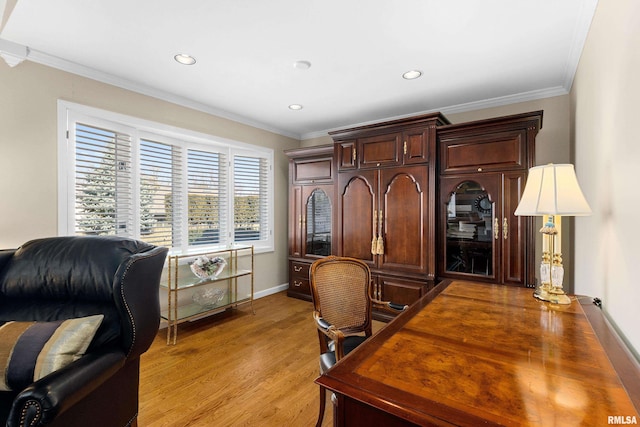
[{"left": 161, "top": 245, "right": 254, "bottom": 344}]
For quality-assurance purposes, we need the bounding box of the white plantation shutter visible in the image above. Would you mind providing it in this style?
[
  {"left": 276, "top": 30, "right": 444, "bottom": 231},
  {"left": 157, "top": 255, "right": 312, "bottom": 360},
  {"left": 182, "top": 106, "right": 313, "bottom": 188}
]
[
  {"left": 60, "top": 102, "right": 274, "bottom": 252},
  {"left": 233, "top": 155, "right": 269, "bottom": 241},
  {"left": 187, "top": 148, "right": 228, "bottom": 246},
  {"left": 74, "top": 123, "right": 132, "bottom": 236},
  {"left": 139, "top": 139, "right": 183, "bottom": 247}
]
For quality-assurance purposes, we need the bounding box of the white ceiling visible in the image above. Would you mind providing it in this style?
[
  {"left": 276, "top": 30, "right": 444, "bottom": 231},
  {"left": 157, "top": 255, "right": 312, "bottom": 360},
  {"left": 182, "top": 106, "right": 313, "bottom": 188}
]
[{"left": 0, "top": 0, "right": 598, "bottom": 140}]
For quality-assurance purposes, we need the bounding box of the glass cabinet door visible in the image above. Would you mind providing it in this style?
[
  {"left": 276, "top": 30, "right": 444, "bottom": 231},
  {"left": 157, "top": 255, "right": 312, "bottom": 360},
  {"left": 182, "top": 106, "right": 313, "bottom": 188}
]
[
  {"left": 305, "top": 189, "right": 332, "bottom": 256},
  {"left": 445, "top": 180, "right": 494, "bottom": 277}
]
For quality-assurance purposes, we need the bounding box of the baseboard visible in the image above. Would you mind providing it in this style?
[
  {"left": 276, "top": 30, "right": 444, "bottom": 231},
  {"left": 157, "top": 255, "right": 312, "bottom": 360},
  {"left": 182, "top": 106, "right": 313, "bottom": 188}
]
[{"left": 254, "top": 283, "right": 289, "bottom": 299}]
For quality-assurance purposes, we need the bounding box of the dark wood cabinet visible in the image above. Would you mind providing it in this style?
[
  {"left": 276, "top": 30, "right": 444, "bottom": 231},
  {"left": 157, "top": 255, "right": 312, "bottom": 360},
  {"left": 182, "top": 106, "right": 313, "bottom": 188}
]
[
  {"left": 330, "top": 113, "right": 448, "bottom": 317},
  {"left": 437, "top": 111, "right": 543, "bottom": 287},
  {"left": 285, "top": 111, "right": 543, "bottom": 310},
  {"left": 285, "top": 145, "right": 335, "bottom": 300}
]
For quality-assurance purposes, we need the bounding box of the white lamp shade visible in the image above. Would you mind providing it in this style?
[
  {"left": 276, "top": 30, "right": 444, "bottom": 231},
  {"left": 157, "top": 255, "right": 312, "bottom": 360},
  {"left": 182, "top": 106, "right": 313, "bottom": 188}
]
[{"left": 515, "top": 163, "right": 592, "bottom": 216}]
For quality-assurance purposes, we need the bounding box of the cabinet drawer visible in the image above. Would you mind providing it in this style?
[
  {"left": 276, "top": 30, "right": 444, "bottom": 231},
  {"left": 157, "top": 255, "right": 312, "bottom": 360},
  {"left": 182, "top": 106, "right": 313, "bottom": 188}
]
[
  {"left": 290, "top": 261, "right": 310, "bottom": 278},
  {"left": 440, "top": 130, "right": 527, "bottom": 174},
  {"left": 288, "top": 260, "right": 312, "bottom": 300},
  {"left": 290, "top": 277, "right": 310, "bottom": 294}
]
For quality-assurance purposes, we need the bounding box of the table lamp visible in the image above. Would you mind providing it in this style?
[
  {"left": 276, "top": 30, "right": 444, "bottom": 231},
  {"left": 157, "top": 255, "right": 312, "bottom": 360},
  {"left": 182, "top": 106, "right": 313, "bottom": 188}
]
[{"left": 514, "top": 164, "right": 591, "bottom": 304}]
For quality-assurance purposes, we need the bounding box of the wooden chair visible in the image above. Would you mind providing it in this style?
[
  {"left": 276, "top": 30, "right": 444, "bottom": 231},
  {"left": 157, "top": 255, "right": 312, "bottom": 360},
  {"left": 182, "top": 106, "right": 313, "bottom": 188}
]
[{"left": 309, "top": 256, "right": 407, "bottom": 427}]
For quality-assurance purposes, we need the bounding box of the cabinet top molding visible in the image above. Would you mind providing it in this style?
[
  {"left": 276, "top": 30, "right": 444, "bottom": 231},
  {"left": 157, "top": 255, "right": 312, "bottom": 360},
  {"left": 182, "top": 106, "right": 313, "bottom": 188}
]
[
  {"left": 328, "top": 112, "right": 450, "bottom": 138},
  {"left": 438, "top": 110, "right": 544, "bottom": 136}
]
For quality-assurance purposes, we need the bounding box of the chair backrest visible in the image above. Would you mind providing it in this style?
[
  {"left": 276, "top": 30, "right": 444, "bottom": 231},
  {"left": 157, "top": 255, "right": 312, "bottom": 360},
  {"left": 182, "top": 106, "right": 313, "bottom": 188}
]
[
  {"left": 309, "top": 256, "right": 372, "bottom": 336},
  {"left": 0, "top": 236, "right": 168, "bottom": 358}
]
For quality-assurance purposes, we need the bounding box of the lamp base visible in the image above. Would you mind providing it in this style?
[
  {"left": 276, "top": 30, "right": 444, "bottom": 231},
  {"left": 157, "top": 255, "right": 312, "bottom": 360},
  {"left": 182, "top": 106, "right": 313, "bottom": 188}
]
[
  {"left": 548, "top": 287, "right": 571, "bottom": 305},
  {"left": 533, "top": 284, "right": 551, "bottom": 301},
  {"left": 532, "top": 284, "right": 571, "bottom": 305}
]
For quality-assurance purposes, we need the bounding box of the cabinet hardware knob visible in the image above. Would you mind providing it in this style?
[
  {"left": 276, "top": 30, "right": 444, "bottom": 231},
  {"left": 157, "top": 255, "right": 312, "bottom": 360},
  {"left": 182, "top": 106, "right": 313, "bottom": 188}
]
[
  {"left": 478, "top": 167, "right": 483, "bottom": 172},
  {"left": 294, "top": 266, "right": 302, "bottom": 272},
  {"left": 293, "top": 280, "right": 302, "bottom": 287}
]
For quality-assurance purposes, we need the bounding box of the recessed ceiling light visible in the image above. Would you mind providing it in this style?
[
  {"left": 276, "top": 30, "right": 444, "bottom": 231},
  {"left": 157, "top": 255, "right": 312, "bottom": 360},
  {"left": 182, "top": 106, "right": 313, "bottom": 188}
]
[
  {"left": 293, "top": 60, "right": 311, "bottom": 70},
  {"left": 289, "top": 104, "right": 303, "bottom": 110},
  {"left": 402, "top": 70, "right": 422, "bottom": 80},
  {"left": 174, "top": 54, "right": 196, "bottom": 65}
]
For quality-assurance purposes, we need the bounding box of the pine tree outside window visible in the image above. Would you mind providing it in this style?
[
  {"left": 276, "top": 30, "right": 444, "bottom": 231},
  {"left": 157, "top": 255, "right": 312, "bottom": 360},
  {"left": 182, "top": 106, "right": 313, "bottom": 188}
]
[{"left": 59, "top": 101, "right": 274, "bottom": 253}]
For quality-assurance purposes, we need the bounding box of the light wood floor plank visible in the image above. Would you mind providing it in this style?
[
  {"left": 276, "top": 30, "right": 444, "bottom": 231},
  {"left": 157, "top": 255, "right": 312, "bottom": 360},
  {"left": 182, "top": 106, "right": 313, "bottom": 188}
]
[{"left": 139, "top": 291, "right": 382, "bottom": 426}]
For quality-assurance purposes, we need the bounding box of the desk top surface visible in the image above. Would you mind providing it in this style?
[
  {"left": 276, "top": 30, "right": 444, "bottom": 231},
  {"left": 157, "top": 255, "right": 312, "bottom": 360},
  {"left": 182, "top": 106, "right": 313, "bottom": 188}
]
[{"left": 317, "top": 280, "right": 640, "bottom": 426}]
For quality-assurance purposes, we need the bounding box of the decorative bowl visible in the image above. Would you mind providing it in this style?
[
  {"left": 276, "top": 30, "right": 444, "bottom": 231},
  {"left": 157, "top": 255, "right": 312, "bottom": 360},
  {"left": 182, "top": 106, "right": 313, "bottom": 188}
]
[
  {"left": 192, "top": 288, "right": 227, "bottom": 308},
  {"left": 189, "top": 255, "right": 226, "bottom": 279}
]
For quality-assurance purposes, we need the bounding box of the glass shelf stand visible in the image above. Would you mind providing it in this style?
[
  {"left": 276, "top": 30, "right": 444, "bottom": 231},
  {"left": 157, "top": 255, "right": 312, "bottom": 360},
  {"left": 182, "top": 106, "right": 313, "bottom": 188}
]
[{"left": 161, "top": 245, "right": 254, "bottom": 344}]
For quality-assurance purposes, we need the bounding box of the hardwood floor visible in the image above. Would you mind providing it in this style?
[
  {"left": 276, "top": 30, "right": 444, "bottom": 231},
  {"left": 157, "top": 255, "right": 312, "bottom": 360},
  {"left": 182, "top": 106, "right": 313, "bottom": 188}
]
[{"left": 138, "top": 291, "right": 382, "bottom": 426}]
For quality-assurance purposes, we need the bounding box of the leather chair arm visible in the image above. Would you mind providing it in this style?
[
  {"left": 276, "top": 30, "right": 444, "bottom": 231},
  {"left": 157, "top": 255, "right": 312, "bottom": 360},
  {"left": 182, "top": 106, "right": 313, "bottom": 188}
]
[
  {"left": 372, "top": 298, "right": 409, "bottom": 315},
  {"left": 7, "top": 350, "right": 126, "bottom": 427},
  {"left": 313, "top": 312, "right": 346, "bottom": 359},
  {"left": 114, "top": 245, "right": 168, "bottom": 359}
]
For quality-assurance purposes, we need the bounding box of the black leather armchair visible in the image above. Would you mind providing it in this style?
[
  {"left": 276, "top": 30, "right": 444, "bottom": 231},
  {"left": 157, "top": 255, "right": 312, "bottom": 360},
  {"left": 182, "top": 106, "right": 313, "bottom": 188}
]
[{"left": 0, "top": 236, "right": 168, "bottom": 427}]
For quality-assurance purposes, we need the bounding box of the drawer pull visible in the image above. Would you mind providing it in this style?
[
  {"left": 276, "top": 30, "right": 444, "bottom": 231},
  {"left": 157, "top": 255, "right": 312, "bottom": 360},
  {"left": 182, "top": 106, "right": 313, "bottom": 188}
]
[
  {"left": 293, "top": 280, "right": 302, "bottom": 287},
  {"left": 294, "top": 266, "right": 303, "bottom": 272}
]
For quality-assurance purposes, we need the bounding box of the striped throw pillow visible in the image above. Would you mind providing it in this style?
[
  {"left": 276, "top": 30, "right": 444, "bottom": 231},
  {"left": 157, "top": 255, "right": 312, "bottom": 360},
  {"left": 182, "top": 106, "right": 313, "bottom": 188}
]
[{"left": 0, "top": 315, "right": 104, "bottom": 391}]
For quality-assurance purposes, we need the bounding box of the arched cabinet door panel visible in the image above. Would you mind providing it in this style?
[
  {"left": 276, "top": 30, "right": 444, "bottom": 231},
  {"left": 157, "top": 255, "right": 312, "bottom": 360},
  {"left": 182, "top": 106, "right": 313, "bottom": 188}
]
[
  {"left": 305, "top": 188, "right": 333, "bottom": 258},
  {"left": 379, "top": 166, "right": 429, "bottom": 275},
  {"left": 439, "top": 171, "right": 529, "bottom": 286},
  {"left": 337, "top": 171, "right": 377, "bottom": 266}
]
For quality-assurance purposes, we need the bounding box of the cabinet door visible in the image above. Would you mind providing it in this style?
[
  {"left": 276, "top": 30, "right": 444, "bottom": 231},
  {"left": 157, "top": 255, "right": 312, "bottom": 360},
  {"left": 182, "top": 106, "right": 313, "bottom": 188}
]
[
  {"left": 402, "top": 128, "right": 430, "bottom": 164},
  {"left": 337, "top": 170, "right": 377, "bottom": 267},
  {"left": 303, "top": 185, "right": 333, "bottom": 258},
  {"left": 289, "top": 185, "right": 304, "bottom": 258},
  {"left": 440, "top": 174, "right": 502, "bottom": 282},
  {"left": 501, "top": 171, "right": 529, "bottom": 286},
  {"left": 358, "top": 133, "right": 402, "bottom": 169},
  {"left": 439, "top": 130, "right": 528, "bottom": 174},
  {"left": 336, "top": 140, "right": 357, "bottom": 171},
  {"left": 378, "top": 166, "right": 430, "bottom": 275},
  {"left": 293, "top": 156, "right": 333, "bottom": 184}
]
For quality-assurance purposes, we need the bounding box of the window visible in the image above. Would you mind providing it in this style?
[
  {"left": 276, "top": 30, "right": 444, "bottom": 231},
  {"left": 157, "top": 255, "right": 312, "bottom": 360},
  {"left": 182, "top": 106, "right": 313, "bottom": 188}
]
[{"left": 58, "top": 101, "right": 274, "bottom": 253}]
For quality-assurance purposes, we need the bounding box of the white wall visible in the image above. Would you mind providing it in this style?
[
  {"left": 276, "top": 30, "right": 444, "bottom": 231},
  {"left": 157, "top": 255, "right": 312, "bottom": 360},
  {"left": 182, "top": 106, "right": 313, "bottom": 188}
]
[
  {"left": 572, "top": 0, "right": 640, "bottom": 358},
  {"left": 0, "top": 60, "right": 299, "bottom": 295}
]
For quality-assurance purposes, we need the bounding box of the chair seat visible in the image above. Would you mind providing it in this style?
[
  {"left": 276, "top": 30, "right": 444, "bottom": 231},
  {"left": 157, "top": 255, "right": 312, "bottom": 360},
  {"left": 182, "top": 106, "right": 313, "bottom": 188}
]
[{"left": 321, "top": 335, "right": 368, "bottom": 373}]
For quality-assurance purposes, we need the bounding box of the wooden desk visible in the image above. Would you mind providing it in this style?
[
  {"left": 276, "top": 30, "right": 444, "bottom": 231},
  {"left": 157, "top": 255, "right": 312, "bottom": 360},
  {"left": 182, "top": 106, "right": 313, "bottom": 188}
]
[{"left": 316, "top": 280, "right": 640, "bottom": 426}]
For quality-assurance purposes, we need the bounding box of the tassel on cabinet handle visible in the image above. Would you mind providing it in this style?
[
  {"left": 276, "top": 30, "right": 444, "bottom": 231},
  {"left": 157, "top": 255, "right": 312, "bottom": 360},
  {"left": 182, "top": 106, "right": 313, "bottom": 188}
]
[
  {"left": 371, "top": 210, "right": 378, "bottom": 255},
  {"left": 375, "top": 210, "right": 384, "bottom": 255},
  {"left": 494, "top": 217, "right": 500, "bottom": 240},
  {"left": 503, "top": 218, "right": 509, "bottom": 240}
]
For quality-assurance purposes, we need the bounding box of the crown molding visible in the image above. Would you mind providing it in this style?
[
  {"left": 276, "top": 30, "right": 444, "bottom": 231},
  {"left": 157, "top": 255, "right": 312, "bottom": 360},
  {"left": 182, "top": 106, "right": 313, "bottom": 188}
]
[
  {"left": 302, "top": 86, "right": 569, "bottom": 141},
  {"left": 15, "top": 43, "right": 301, "bottom": 140},
  {"left": 0, "top": 38, "right": 29, "bottom": 67}
]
